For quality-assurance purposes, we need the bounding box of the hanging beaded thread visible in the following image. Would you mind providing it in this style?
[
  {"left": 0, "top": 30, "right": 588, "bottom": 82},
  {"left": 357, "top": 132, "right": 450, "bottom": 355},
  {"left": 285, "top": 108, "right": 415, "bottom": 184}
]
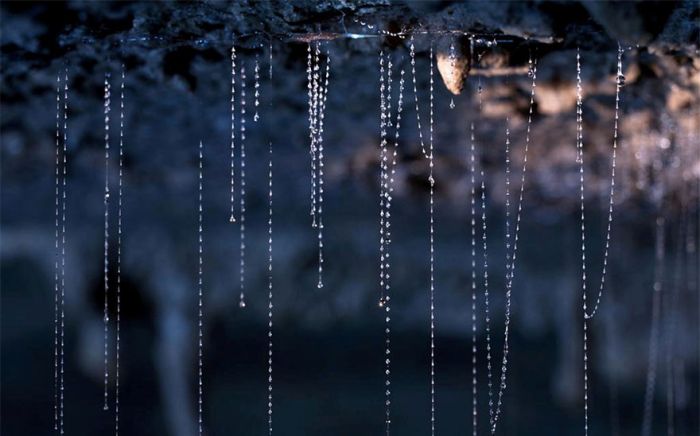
[
  {"left": 378, "top": 48, "right": 406, "bottom": 434},
  {"left": 578, "top": 46, "right": 624, "bottom": 436},
  {"left": 53, "top": 66, "right": 69, "bottom": 435},
  {"left": 428, "top": 43, "right": 437, "bottom": 436},
  {"left": 469, "top": 120, "right": 478, "bottom": 436},
  {"left": 59, "top": 66, "right": 68, "bottom": 435},
  {"left": 53, "top": 71, "right": 62, "bottom": 433},
  {"left": 238, "top": 62, "right": 247, "bottom": 308},
  {"left": 307, "top": 42, "right": 331, "bottom": 288},
  {"left": 196, "top": 140, "right": 205, "bottom": 435},
  {"left": 266, "top": 40, "right": 274, "bottom": 436},
  {"left": 488, "top": 54, "right": 538, "bottom": 435},
  {"left": 103, "top": 72, "right": 112, "bottom": 412},
  {"left": 114, "top": 64, "right": 125, "bottom": 435},
  {"left": 229, "top": 45, "right": 237, "bottom": 223}
]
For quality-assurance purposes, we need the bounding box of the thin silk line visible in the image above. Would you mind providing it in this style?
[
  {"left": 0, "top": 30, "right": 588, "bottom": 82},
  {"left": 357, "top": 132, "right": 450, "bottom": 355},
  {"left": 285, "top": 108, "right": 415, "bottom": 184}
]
[
  {"left": 114, "top": 64, "right": 125, "bottom": 436},
  {"left": 229, "top": 45, "right": 237, "bottom": 223},
  {"left": 53, "top": 71, "right": 62, "bottom": 433},
  {"left": 197, "top": 141, "right": 205, "bottom": 436},
  {"left": 490, "top": 57, "right": 538, "bottom": 435},
  {"left": 428, "top": 43, "right": 437, "bottom": 436},
  {"left": 102, "top": 72, "right": 111, "bottom": 412},
  {"left": 59, "top": 66, "right": 68, "bottom": 435}
]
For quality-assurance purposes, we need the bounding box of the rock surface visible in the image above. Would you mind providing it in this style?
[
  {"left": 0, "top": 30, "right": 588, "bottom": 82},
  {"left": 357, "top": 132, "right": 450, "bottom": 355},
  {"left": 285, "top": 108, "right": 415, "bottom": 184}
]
[{"left": 1, "top": 2, "right": 699, "bottom": 436}]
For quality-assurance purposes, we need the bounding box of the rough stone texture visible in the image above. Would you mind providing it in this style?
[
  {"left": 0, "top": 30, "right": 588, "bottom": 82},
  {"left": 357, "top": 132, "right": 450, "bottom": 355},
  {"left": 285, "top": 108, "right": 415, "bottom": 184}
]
[{"left": 1, "top": 2, "right": 699, "bottom": 436}]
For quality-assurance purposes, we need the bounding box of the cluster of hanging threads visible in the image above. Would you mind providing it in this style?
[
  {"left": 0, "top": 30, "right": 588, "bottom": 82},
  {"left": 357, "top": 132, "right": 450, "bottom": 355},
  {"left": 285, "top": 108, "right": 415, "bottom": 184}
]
[
  {"left": 103, "top": 72, "right": 112, "bottom": 412},
  {"left": 470, "top": 55, "right": 505, "bottom": 433},
  {"left": 378, "top": 48, "right": 392, "bottom": 308},
  {"left": 307, "top": 44, "right": 317, "bottom": 228},
  {"left": 577, "top": 46, "right": 624, "bottom": 436},
  {"left": 238, "top": 62, "right": 247, "bottom": 308},
  {"left": 114, "top": 64, "right": 125, "bottom": 436},
  {"left": 229, "top": 45, "right": 237, "bottom": 224},
  {"left": 480, "top": 120, "right": 510, "bottom": 433},
  {"left": 378, "top": 48, "right": 390, "bottom": 431},
  {"left": 394, "top": 34, "right": 440, "bottom": 430},
  {"left": 378, "top": 48, "right": 406, "bottom": 434},
  {"left": 317, "top": 44, "right": 330, "bottom": 289},
  {"left": 406, "top": 47, "right": 443, "bottom": 417},
  {"left": 377, "top": 51, "right": 390, "bottom": 430},
  {"left": 483, "top": 119, "right": 509, "bottom": 431},
  {"left": 378, "top": 49, "right": 387, "bottom": 307},
  {"left": 53, "top": 67, "right": 68, "bottom": 435},
  {"left": 306, "top": 42, "right": 331, "bottom": 288},
  {"left": 197, "top": 140, "right": 205, "bottom": 436},
  {"left": 489, "top": 54, "right": 538, "bottom": 435}
]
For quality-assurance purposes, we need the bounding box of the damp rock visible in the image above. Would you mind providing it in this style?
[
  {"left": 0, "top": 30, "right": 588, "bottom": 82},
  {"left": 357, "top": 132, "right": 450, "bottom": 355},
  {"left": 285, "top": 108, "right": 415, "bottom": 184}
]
[
  {"left": 435, "top": 37, "right": 471, "bottom": 96},
  {"left": 535, "top": 82, "right": 578, "bottom": 115}
]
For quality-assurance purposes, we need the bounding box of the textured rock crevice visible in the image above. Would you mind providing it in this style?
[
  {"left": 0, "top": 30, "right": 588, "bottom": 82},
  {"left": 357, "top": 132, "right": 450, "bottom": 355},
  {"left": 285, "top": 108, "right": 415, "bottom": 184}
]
[{"left": 1, "top": 3, "right": 699, "bottom": 435}]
